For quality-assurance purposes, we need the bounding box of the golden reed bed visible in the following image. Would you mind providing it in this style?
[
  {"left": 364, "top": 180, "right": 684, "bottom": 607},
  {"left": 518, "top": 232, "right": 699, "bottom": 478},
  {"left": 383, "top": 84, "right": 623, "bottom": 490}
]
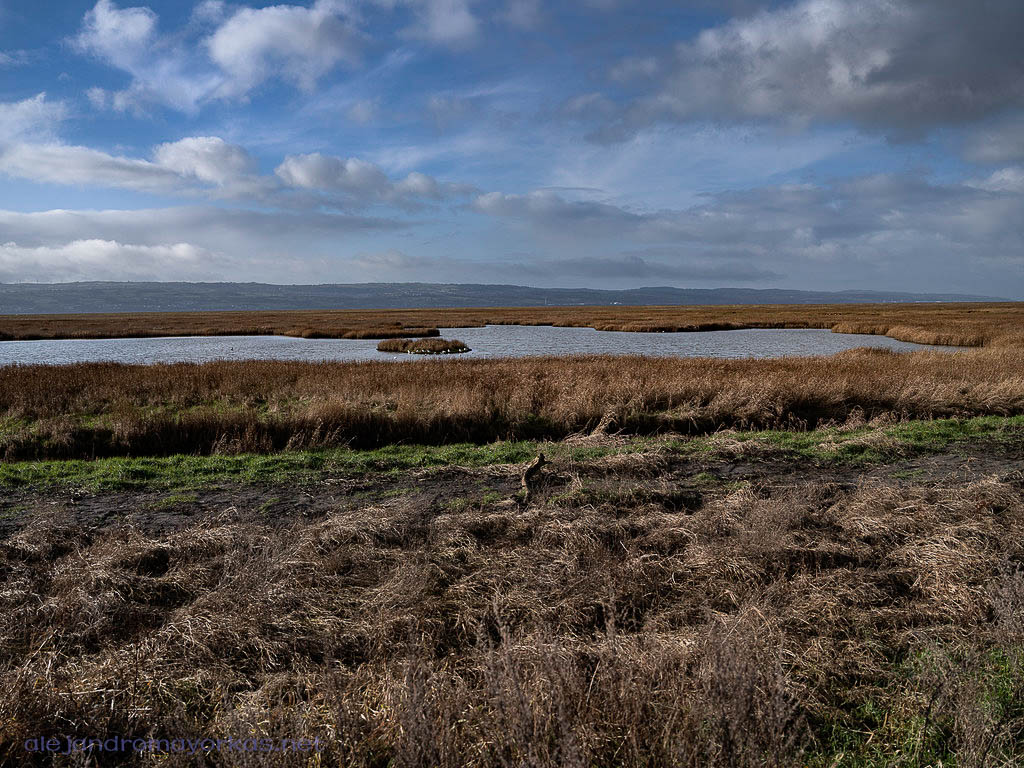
[
  {"left": 0, "top": 302, "right": 1021, "bottom": 347},
  {"left": 2, "top": 347, "right": 1023, "bottom": 459}
]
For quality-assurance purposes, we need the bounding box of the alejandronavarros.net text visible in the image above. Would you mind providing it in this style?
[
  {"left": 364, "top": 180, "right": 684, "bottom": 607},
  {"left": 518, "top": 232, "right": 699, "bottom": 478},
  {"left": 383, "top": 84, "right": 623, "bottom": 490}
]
[{"left": 24, "top": 735, "right": 324, "bottom": 755}]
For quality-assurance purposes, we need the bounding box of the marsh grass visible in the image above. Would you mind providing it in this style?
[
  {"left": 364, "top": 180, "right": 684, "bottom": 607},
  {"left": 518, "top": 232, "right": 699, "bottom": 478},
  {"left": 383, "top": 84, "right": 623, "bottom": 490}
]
[
  {"left": 0, "top": 347, "right": 1022, "bottom": 460},
  {"left": 3, "top": 459, "right": 1024, "bottom": 766},
  {"left": 0, "top": 302, "right": 1021, "bottom": 347}
]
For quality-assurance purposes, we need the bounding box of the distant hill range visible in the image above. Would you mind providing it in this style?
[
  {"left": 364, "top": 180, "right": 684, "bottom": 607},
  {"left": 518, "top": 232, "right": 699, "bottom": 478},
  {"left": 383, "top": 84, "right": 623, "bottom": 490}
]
[{"left": 0, "top": 282, "right": 1004, "bottom": 314}]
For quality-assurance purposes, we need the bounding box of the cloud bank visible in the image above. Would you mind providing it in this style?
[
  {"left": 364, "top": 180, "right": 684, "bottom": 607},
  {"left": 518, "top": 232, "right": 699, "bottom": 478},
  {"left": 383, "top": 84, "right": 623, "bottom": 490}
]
[
  {"left": 0, "top": 1, "right": 1020, "bottom": 294},
  {"left": 593, "top": 0, "right": 1024, "bottom": 140}
]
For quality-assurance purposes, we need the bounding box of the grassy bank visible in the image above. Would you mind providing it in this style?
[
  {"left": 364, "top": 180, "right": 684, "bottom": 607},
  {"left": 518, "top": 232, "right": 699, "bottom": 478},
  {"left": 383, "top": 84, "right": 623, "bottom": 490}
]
[
  {"left": 0, "top": 301, "right": 1021, "bottom": 347},
  {"left": 1, "top": 415, "right": 1021, "bottom": 493},
  {"left": 2, "top": 424, "right": 1024, "bottom": 766},
  {"left": 0, "top": 440, "right": 542, "bottom": 492},
  {"left": 1, "top": 348, "right": 1023, "bottom": 460}
]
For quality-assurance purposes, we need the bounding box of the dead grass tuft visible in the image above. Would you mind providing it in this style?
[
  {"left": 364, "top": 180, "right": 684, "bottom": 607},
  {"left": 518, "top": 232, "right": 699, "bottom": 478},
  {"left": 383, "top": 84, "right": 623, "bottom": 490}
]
[{"left": 3, "top": 465, "right": 1024, "bottom": 765}]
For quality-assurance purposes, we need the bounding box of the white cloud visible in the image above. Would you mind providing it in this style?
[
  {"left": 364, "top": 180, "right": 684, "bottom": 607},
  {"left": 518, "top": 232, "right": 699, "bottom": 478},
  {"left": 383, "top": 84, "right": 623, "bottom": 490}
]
[
  {"left": 73, "top": 0, "right": 360, "bottom": 112},
  {"left": 0, "top": 206, "right": 400, "bottom": 251},
  {"left": 0, "top": 143, "right": 181, "bottom": 192},
  {"left": 85, "top": 87, "right": 108, "bottom": 110},
  {"left": 74, "top": 0, "right": 157, "bottom": 70},
  {"left": 83, "top": 86, "right": 146, "bottom": 114},
  {"left": 373, "top": 0, "right": 479, "bottom": 47},
  {"left": 206, "top": 0, "right": 361, "bottom": 98},
  {"left": 153, "top": 136, "right": 257, "bottom": 185},
  {"left": 69, "top": 0, "right": 506, "bottom": 116},
  {"left": 0, "top": 49, "right": 29, "bottom": 67},
  {"left": 276, "top": 153, "right": 389, "bottom": 191},
  {"left": 0, "top": 93, "right": 66, "bottom": 143},
  {"left": 73, "top": 0, "right": 222, "bottom": 114},
  {"left": 275, "top": 151, "right": 474, "bottom": 203},
  {"left": 414, "top": 0, "right": 478, "bottom": 45},
  {"left": 0, "top": 205, "right": 405, "bottom": 282},
  {"left": 192, "top": 0, "right": 227, "bottom": 24},
  {"left": 968, "top": 166, "right": 1024, "bottom": 193},
  {"left": 0, "top": 137, "right": 264, "bottom": 194},
  {"left": 0, "top": 239, "right": 222, "bottom": 282},
  {"left": 394, "top": 171, "right": 440, "bottom": 198},
  {"left": 0, "top": 131, "right": 472, "bottom": 210},
  {"left": 0, "top": 135, "right": 290, "bottom": 212}
]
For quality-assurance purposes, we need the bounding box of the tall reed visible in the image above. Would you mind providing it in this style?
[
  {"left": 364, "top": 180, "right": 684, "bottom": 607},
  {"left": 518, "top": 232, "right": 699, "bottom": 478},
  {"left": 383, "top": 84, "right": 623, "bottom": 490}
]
[{"left": 1, "top": 347, "right": 1022, "bottom": 459}]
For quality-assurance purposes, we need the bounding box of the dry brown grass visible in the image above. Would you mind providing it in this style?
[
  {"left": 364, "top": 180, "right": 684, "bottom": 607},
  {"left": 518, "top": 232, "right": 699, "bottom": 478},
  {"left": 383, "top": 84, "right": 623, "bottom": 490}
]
[
  {"left": 0, "top": 313, "right": 441, "bottom": 342},
  {"left": 2, "top": 460, "right": 1023, "bottom": 766},
  {"left": 305, "top": 325, "right": 439, "bottom": 340},
  {"left": 0, "top": 347, "right": 1022, "bottom": 459},
  {"left": 0, "top": 302, "right": 1021, "bottom": 347}
]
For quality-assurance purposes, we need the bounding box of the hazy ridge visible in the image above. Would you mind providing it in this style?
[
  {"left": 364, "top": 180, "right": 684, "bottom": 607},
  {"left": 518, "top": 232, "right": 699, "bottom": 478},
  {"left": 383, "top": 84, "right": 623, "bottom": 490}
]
[{"left": 0, "top": 282, "right": 1002, "bottom": 314}]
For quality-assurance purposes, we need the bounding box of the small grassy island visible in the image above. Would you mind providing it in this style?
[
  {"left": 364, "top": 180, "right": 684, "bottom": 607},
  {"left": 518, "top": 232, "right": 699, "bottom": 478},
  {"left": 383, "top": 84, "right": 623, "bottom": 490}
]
[{"left": 377, "top": 337, "right": 471, "bottom": 354}]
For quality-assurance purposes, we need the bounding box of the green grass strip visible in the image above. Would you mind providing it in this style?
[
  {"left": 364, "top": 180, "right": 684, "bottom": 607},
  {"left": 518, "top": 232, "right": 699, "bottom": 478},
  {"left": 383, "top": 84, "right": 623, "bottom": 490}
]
[{"left": 1, "top": 416, "right": 1021, "bottom": 493}]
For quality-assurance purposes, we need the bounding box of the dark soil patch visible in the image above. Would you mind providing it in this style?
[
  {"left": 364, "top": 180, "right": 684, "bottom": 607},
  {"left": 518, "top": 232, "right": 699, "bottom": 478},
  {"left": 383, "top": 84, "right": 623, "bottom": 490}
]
[{"left": 2, "top": 439, "right": 1019, "bottom": 539}]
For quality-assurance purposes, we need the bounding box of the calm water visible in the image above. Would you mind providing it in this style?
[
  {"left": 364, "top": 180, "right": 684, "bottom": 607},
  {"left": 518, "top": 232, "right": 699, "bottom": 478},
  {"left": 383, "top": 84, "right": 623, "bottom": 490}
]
[{"left": 0, "top": 326, "right": 957, "bottom": 366}]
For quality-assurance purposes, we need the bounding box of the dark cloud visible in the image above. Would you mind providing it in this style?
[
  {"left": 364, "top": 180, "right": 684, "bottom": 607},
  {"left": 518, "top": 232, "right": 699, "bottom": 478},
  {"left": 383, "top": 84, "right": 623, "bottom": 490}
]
[
  {"left": 473, "top": 190, "right": 649, "bottom": 232},
  {"left": 2, "top": 167, "right": 1021, "bottom": 292},
  {"left": 345, "top": 248, "right": 782, "bottom": 285},
  {"left": 589, "top": 0, "right": 1024, "bottom": 141},
  {"left": 472, "top": 172, "right": 1024, "bottom": 296},
  {"left": 965, "top": 113, "right": 1024, "bottom": 165}
]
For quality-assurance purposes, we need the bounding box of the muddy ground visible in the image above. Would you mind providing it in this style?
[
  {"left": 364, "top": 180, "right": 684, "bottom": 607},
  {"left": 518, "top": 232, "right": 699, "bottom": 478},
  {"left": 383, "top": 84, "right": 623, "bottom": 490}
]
[{"left": 3, "top": 437, "right": 1021, "bottom": 539}]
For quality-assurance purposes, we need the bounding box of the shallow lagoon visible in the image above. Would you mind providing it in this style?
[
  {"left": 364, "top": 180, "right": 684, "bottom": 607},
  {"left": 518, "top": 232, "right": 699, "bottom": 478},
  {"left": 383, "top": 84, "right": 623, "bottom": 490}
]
[{"left": 0, "top": 325, "right": 958, "bottom": 366}]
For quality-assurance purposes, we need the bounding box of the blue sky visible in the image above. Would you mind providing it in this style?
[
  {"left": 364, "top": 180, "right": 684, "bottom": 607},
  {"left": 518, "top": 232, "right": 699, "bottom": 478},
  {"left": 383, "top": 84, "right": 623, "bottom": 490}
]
[{"left": 0, "top": 0, "right": 1022, "bottom": 295}]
